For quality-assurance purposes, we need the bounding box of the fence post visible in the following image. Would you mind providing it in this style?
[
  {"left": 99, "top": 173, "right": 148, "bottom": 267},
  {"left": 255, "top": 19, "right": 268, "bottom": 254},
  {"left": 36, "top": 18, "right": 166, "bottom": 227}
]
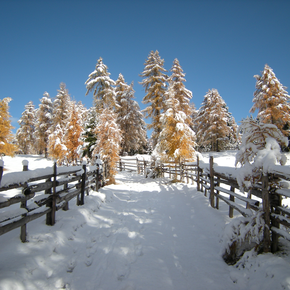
[
  {"left": 271, "top": 192, "right": 281, "bottom": 252},
  {"left": 229, "top": 186, "right": 235, "bottom": 218},
  {"left": 209, "top": 156, "right": 215, "bottom": 208},
  {"left": 63, "top": 182, "right": 69, "bottom": 211},
  {"left": 79, "top": 162, "right": 87, "bottom": 206},
  {"left": 20, "top": 160, "right": 28, "bottom": 242},
  {"left": 95, "top": 166, "right": 100, "bottom": 191},
  {"left": 46, "top": 161, "right": 57, "bottom": 226},
  {"left": 197, "top": 156, "right": 200, "bottom": 191},
  {"left": 262, "top": 174, "right": 271, "bottom": 253},
  {"left": 0, "top": 160, "right": 3, "bottom": 186},
  {"left": 137, "top": 158, "right": 140, "bottom": 174}
]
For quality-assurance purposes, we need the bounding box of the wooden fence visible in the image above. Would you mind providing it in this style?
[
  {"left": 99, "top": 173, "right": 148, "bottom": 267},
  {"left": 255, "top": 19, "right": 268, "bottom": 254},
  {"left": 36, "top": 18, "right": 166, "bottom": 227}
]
[
  {"left": 118, "top": 155, "right": 290, "bottom": 253},
  {"left": 0, "top": 160, "right": 104, "bottom": 242}
]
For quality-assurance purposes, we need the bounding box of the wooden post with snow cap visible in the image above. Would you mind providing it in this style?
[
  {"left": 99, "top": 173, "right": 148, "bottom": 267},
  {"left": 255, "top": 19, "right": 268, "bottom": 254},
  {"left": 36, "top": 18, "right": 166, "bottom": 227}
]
[
  {"left": 20, "top": 160, "right": 28, "bottom": 242},
  {"left": 209, "top": 155, "right": 215, "bottom": 208}
]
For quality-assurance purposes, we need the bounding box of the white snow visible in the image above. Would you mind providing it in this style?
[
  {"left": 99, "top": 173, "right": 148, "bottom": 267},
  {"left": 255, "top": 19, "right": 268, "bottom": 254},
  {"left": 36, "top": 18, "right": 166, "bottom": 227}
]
[{"left": 0, "top": 153, "right": 289, "bottom": 289}]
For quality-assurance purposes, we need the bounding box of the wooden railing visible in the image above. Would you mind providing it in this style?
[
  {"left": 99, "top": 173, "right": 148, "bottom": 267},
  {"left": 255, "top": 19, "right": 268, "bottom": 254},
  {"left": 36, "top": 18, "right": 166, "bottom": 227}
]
[
  {"left": 0, "top": 160, "right": 104, "bottom": 242},
  {"left": 118, "top": 155, "right": 290, "bottom": 253}
]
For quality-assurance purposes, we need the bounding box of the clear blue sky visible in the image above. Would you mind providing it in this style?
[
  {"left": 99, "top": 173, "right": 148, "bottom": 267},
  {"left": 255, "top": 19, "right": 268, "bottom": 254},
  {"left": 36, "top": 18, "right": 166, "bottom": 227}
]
[{"left": 1, "top": 0, "right": 290, "bottom": 134}]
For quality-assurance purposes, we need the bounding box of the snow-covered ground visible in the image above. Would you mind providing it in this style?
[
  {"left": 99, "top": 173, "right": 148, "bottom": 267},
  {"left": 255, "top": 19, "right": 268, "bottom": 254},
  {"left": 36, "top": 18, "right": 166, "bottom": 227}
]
[{"left": 0, "top": 153, "right": 290, "bottom": 290}]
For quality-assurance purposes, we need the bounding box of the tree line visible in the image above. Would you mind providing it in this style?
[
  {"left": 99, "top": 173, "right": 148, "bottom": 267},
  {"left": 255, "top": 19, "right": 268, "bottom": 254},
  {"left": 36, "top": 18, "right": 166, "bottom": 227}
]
[{"left": 0, "top": 51, "right": 289, "bottom": 183}]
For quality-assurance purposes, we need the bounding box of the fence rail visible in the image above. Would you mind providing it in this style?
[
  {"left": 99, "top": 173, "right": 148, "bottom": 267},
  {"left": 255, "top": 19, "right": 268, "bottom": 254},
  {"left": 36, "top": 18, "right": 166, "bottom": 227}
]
[
  {"left": 0, "top": 160, "right": 104, "bottom": 242},
  {"left": 118, "top": 155, "right": 290, "bottom": 253}
]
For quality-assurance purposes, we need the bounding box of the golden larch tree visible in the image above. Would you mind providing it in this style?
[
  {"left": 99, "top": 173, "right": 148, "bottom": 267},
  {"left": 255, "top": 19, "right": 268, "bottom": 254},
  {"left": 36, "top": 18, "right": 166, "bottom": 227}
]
[
  {"left": 155, "top": 86, "right": 196, "bottom": 162},
  {"left": 0, "top": 98, "right": 17, "bottom": 156},
  {"left": 65, "top": 102, "right": 83, "bottom": 165},
  {"left": 93, "top": 108, "right": 122, "bottom": 184}
]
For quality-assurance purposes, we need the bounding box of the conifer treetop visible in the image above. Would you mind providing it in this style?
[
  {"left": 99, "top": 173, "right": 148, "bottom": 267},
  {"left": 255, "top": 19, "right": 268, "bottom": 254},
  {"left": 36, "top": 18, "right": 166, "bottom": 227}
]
[
  {"left": 85, "top": 57, "right": 116, "bottom": 113},
  {"left": 250, "top": 64, "right": 290, "bottom": 136}
]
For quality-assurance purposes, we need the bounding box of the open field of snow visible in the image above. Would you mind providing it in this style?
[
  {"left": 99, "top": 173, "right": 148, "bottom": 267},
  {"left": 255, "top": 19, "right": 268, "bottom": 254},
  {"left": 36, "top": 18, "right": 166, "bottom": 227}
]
[{"left": 0, "top": 153, "right": 290, "bottom": 290}]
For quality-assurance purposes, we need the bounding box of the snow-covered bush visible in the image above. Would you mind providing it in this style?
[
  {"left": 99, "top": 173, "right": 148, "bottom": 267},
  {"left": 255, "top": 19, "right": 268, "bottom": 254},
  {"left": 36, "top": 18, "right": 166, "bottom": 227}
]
[
  {"left": 221, "top": 210, "right": 265, "bottom": 265},
  {"left": 235, "top": 117, "right": 287, "bottom": 190}
]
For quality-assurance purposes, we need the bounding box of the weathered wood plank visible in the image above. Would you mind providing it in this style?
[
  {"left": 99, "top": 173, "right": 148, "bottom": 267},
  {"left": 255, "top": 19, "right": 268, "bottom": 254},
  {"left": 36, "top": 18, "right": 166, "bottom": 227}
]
[
  {"left": 215, "top": 194, "right": 253, "bottom": 217},
  {"left": 214, "top": 186, "right": 259, "bottom": 207}
]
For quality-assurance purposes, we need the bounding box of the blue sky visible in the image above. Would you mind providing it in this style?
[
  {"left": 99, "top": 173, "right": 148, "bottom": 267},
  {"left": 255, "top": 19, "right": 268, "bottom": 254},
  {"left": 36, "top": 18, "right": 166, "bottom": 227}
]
[{"left": 1, "top": 0, "right": 290, "bottom": 135}]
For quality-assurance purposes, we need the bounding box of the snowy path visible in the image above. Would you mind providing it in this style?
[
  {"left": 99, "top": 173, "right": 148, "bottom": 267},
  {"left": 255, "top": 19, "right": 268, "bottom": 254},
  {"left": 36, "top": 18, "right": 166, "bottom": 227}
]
[{"left": 0, "top": 171, "right": 290, "bottom": 290}]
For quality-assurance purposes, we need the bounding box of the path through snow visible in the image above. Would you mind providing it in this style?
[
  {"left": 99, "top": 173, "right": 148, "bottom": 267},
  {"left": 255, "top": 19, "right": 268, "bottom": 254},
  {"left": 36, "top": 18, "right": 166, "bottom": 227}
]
[{"left": 0, "top": 171, "right": 290, "bottom": 290}]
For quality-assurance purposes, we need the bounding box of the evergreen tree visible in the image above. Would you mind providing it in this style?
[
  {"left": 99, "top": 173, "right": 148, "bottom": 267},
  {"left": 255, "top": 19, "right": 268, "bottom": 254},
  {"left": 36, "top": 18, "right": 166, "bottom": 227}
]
[
  {"left": 166, "top": 58, "right": 194, "bottom": 127},
  {"left": 48, "top": 83, "right": 71, "bottom": 163},
  {"left": 65, "top": 102, "right": 83, "bottom": 165},
  {"left": 0, "top": 98, "right": 17, "bottom": 156},
  {"left": 35, "top": 92, "right": 53, "bottom": 157},
  {"left": 250, "top": 64, "right": 290, "bottom": 138},
  {"left": 195, "top": 89, "right": 237, "bottom": 152},
  {"left": 16, "top": 101, "right": 36, "bottom": 154},
  {"left": 140, "top": 50, "right": 167, "bottom": 148},
  {"left": 85, "top": 57, "right": 116, "bottom": 114},
  {"left": 93, "top": 108, "right": 122, "bottom": 184},
  {"left": 155, "top": 85, "right": 196, "bottom": 162},
  {"left": 235, "top": 117, "right": 287, "bottom": 190},
  {"left": 115, "top": 74, "right": 147, "bottom": 155},
  {"left": 82, "top": 107, "right": 98, "bottom": 159}
]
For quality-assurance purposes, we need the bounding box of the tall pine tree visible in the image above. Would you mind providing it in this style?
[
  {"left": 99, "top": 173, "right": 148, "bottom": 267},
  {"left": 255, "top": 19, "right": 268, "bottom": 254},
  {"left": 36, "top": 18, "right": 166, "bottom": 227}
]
[
  {"left": 140, "top": 50, "right": 167, "bottom": 148},
  {"left": 82, "top": 107, "right": 98, "bottom": 159},
  {"left": 35, "top": 92, "right": 53, "bottom": 157},
  {"left": 165, "top": 58, "right": 194, "bottom": 127},
  {"left": 16, "top": 101, "right": 36, "bottom": 154},
  {"left": 195, "top": 89, "right": 237, "bottom": 152},
  {"left": 85, "top": 57, "right": 116, "bottom": 114},
  {"left": 115, "top": 74, "right": 147, "bottom": 155},
  {"left": 48, "top": 83, "right": 71, "bottom": 163},
  {"left": 250, "top": 64, "right": 290, "bottom": 138}
]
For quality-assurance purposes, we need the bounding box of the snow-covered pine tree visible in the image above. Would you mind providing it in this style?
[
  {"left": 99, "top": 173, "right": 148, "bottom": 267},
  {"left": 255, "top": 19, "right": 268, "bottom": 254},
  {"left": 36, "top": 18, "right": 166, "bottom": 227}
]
[
  {"left": 140, "top": 50, "right": 167, "bottom": 148},
  {"left": 115, "top": 74, "right": 147, "bottom": 155},
  {"left": 16, "top": 101, "right": 36, "bottom": 154},
  {"left": 155, "top": 84, "right": 196, "bottom": 162},
  {"left": 48, "top": 83, "right": 71, "bottom": 163},
  {"left": 235, "top": 117, "right": 287, "bottom": 190},
  {"left": 0, "top": 98, "right": 17, "bottom": 156},
  {"left": 195, "top": 89, "right": 237, "bottom": 152},
  {"left": 93, "top": 108, "right": 122, "bottom": 184},
  {"left": 166, "top": 58, "right": 194, "bottom": 127},
  {"left": 35, "top": 92, "right": 53, "bottom": 157},
  {"left": 82, "top": 107, "right": 98, "bottom": 159},
  {"left": 250, "top": 64, "right": 290, "bottom": 138},
  {"left": 65, "top": 102, "right": 83, "bottom": 165},
  {"left": 85, "top": 57, "right": 116, "bottom": 114}
]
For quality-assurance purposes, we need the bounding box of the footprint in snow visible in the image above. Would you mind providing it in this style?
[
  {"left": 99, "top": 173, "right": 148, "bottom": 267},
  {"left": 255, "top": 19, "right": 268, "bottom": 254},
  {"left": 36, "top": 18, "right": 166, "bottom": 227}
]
[
  {"left": 67, "top": 259, "right": 77, "bottom": 273},
  {"left": 85, "top": 256, "right": 93, "bottom": 267}
]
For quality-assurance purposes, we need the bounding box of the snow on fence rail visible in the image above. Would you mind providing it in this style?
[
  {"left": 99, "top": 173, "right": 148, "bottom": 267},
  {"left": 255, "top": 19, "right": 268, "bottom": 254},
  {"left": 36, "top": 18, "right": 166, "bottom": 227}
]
[
  {"left": 0, "top": 160, "right": 105, "bottom": 242},
  {"left": 118, "top": 155, "right": 290, "bottom": 253}
]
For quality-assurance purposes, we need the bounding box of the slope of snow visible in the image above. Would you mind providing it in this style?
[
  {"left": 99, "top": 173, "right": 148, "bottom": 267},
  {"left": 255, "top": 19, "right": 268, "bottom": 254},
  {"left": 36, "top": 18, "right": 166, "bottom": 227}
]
[{"left": 0, "top": 154, "right": 289, "bottom": 290}]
